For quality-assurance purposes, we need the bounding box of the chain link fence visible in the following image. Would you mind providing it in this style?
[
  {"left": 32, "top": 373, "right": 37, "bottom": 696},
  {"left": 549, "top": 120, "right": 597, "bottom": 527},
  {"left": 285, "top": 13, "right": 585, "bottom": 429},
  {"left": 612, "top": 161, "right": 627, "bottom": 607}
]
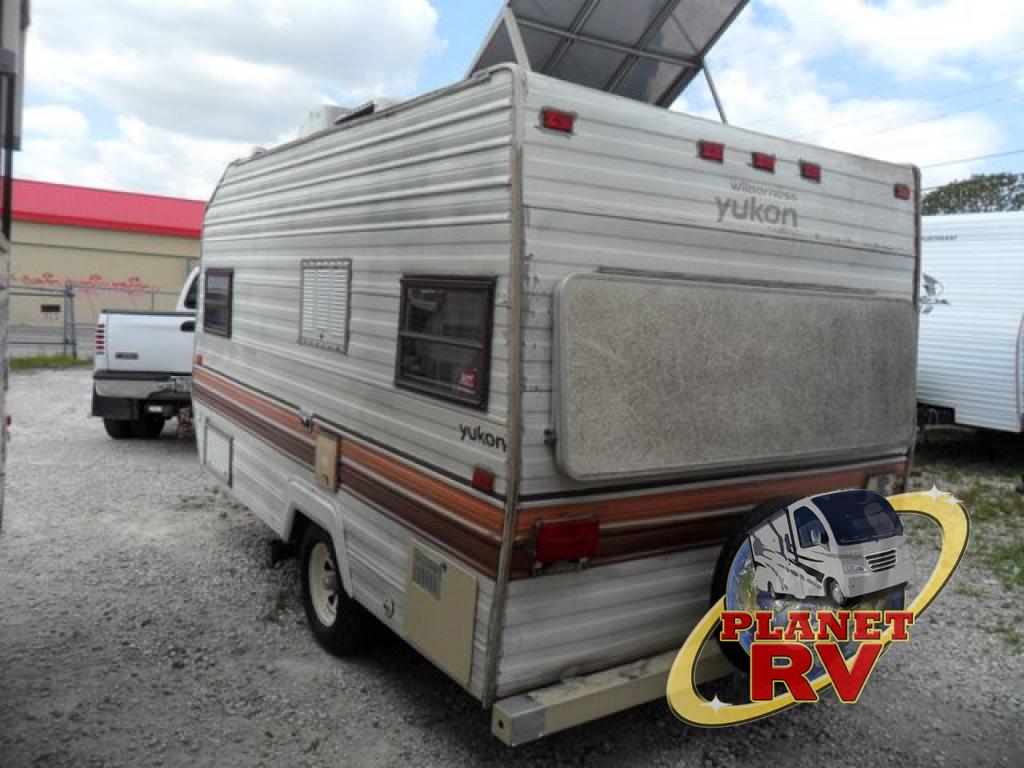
[{"left": 9, "top": 283, "right": 181, "bottom": 359}]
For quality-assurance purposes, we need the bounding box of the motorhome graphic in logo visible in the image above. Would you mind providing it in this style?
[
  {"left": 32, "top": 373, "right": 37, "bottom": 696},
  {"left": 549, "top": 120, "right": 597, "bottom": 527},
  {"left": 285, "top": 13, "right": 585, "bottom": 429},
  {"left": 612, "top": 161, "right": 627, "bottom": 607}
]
[{"left": 666, "top": 489, "right": 970, "bottom": 726}]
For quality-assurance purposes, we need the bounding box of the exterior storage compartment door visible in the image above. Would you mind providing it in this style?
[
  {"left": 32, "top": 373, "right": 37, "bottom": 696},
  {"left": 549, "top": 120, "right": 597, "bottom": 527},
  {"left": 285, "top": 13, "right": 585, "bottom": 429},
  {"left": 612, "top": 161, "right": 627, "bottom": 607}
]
[{"left": 553, "top": 273, "right": 917, "bottom": 483}]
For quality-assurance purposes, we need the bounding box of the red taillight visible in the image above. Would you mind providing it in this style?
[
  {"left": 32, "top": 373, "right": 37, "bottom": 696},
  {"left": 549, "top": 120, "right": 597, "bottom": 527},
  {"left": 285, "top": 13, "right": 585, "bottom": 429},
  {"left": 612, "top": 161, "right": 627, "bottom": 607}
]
[
  {"left": 541, "top": 108, "right": 575, "bottom": 134},
  {"left": 752, "top": 152, "right": 776, "bottom": 173},
  {"left": 698, "top": 140, "right": 725, "bottom": 163},
  {"left": 800, "top": 161, "right": 822, "bottom": 182},
  {"left": 894, "top": 183, "right": 913, "bottom": 201},
  {"left": 95, "top": 324, "right": 106, "bottom": 354},
  {"left": 472, "top": 467, "right": 495, "bottom": 494},
  {"left": 535, "top": 518, "right": 600, "bottom": 565}
]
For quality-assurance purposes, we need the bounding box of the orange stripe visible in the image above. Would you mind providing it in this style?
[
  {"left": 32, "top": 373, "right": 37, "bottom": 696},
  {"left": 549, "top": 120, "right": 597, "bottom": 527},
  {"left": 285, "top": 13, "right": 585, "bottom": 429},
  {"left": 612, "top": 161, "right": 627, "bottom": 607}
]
[{"left": 194, "top": 363, "right": 907, "bottom": 574}]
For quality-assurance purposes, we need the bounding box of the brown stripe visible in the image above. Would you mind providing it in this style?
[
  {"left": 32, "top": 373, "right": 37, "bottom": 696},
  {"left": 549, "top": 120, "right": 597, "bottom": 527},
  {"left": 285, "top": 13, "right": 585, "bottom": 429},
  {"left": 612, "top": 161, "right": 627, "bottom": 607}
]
[
  {"left": 193, "top": 378, "right": 316, "bottom": 467},
  {"left": 517, "top": 462, "right": 906, "bottom": 534},
  {"left": 193, "top": 363, "right": 907, "bottom": 579},
  {"left": 342, "top": 464, "right": 504, "bottom": 579}
]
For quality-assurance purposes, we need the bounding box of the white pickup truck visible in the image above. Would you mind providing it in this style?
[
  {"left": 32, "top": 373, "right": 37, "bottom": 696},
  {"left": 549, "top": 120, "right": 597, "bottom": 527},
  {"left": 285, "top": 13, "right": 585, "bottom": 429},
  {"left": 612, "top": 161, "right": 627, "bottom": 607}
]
[{"left": 92, "top": 268, "right": 199, "bottom": 439}]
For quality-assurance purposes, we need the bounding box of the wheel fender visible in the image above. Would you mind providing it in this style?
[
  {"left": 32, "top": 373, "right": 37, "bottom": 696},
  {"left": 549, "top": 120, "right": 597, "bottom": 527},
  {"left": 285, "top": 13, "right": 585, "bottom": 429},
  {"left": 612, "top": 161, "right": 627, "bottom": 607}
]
[{"left": 284, "top": 479, "right": 353, "bottom": 597}]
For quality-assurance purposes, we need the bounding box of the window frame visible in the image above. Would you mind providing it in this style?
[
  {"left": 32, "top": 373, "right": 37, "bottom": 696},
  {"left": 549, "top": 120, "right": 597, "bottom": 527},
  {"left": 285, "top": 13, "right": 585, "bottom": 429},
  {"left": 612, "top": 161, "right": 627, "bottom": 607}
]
[
  {"left": 203, "top": 268, "right": 234, "bottom": 339},
  {"left": 394, "top": 275, "right": 497, "bottom": 411}
]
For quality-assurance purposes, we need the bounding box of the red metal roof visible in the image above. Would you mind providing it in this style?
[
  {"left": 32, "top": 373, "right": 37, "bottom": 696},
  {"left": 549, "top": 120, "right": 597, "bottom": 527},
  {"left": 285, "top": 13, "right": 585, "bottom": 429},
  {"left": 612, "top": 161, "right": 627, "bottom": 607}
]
[{"left": 12, "top": 179, "right": 206, "bottom": 239}]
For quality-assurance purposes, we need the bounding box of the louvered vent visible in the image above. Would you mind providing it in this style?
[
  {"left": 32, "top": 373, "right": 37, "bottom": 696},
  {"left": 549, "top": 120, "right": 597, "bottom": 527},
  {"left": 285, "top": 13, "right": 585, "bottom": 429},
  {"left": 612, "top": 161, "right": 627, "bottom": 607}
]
[
  {"left": 300, "top": 259, "right": 352, "bottom": 353},
  {"left": 411, "top": 547, "right": 444, "bottom": 601}
]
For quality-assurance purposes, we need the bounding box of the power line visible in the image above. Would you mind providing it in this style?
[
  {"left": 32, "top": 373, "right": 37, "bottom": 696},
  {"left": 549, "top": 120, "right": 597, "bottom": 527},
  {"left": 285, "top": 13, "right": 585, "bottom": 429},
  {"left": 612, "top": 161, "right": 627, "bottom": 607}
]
[
  {"left": 848, "top": 90, "right": 1024, "bottom": 141},
  {"left": 922, "top": 149, "right": 1024, "bottom": 170},
  {"left": 744, "top": 43, "right": 1024, "bottom": 131},
  {"left": 788, "top": 73, "right": 1024, "bottom": 141}
]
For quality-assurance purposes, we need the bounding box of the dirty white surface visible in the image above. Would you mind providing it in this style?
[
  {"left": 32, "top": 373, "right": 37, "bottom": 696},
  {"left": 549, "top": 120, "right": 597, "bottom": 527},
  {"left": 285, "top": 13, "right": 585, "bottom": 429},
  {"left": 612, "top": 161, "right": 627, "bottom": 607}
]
[{"left": 0, "top": 369, "right": 1020, "bottom": 767}]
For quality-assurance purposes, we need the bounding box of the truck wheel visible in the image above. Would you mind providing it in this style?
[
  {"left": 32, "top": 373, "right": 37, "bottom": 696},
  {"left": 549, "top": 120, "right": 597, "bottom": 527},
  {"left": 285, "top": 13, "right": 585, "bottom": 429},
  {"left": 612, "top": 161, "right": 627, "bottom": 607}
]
[
  {"left": 130, "top": 416, "right": 165, "bottom": 440},
  {"left": 104, "top": 419, "right": 134, "bottom": 440},
  {"left": 299, "top": 524, "right": 376, "bottom": 656}
]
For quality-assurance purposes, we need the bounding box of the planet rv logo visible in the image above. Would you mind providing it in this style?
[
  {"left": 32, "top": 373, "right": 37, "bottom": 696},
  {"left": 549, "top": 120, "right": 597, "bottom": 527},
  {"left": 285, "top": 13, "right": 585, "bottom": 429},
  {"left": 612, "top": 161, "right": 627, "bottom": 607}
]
[{"left": 667, "top": 489, "right": 970, "bottom": 726}]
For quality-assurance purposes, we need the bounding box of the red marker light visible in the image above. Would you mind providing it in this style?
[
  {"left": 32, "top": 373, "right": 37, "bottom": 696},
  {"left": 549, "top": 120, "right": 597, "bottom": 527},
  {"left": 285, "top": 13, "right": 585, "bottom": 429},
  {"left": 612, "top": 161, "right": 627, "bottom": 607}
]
[
  {"left": 699, "top": 140, "right": 725, "bottom": 163},
  {"left": 895, "top": 183, "right": 913, "bottom": 201},
  {"left": 800, "top": 161, "right": 822, "bottom": 182},
  {"left": 752, "top": 152, "right": 776, "bottom": 173},
  {"left": 541, "top": 108, "right": 575, "bottom": 134},
  {"left": 535, "top": 518, "right": 600, "bottom": 565},
  {"left": 472, "top": 467, "right": 496, "bottom": 494}
]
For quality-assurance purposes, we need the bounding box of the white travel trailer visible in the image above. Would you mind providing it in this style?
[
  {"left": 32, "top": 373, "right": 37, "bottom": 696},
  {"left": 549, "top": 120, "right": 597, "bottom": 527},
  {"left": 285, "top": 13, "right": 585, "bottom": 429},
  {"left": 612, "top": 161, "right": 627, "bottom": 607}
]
[
  {"left": 918, "top": 211, "right": 1024, "bottom": 432},
  {"left": 192, "top": 1, "right": 920, "bottom": 745},
  {"left": 750, "top": 490, "right": 912, "bottom": 606}
]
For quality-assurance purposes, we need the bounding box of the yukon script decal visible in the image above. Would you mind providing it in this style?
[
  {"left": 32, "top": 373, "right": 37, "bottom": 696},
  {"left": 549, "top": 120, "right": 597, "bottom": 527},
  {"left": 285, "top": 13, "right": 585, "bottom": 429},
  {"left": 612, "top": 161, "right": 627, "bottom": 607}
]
[
  {"left": 459, "top": 424, "right": 508, "bottom": 454},
  {"left": 716, "top": 196, "right": 799, "bottom": 229}
]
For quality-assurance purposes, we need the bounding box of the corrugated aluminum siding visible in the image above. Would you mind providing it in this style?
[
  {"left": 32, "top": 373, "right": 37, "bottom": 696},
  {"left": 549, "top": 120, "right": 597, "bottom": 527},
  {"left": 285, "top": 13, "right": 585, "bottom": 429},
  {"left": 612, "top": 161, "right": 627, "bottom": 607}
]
[
  {"left": 518, "top": 71, "right": 918, "bottom": 497},
  {"left": 496, "top": 70, "right": 917, "bottom": 697},
  {"left": 200, "top": 69, "right": 517, "bottom": 493},
  {"left": 918, "top": 213, "right": 1024, "bottom": 432}
]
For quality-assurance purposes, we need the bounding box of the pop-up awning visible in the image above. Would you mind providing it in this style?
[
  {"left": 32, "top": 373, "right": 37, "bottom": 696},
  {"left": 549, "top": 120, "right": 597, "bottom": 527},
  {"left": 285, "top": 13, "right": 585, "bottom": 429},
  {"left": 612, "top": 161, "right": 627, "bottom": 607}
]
[{"left": 469, "top": 0, "right": 747, "bottom": 116}]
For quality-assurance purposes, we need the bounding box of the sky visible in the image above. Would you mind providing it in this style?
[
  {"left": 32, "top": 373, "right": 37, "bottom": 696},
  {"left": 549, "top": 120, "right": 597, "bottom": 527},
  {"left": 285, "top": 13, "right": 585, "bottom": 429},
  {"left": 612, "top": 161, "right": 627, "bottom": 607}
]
[{"left": 19, "top": 0, "right": 1024, "bottom": 201}]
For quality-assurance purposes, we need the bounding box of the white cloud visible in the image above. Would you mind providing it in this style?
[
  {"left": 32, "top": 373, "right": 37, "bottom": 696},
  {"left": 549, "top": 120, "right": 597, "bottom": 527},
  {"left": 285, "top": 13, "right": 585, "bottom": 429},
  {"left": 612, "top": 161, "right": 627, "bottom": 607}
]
[
  {"left": 21, "top": 0, "right": 443, "bottom": 197},
  {"left": 762, "top": 0, "right": 1024, "bottom": 79},
  {"left": 698, "top": 1, "right": 1019, "bottom": 189},
  {"left": 18, "top": 108, "right": 252, "bottom": 200}
]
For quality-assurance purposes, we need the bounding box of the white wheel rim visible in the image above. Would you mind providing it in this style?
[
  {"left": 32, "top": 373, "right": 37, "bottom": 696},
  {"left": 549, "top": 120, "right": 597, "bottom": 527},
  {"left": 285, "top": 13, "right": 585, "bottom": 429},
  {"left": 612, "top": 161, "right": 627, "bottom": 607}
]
[{"left": 309, "top": 542, "right": 339, "bottom": 627}]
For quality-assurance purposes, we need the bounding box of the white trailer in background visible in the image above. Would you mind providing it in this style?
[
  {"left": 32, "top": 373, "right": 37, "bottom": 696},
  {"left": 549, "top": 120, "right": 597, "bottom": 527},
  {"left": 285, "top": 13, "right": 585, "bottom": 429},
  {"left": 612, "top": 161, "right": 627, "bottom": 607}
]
[
  {"left": 193, "top": 0, "right": 921, "bottom": 745},
  {"left": 918, "top": 212, "right": 1024, "bottom": 433}
]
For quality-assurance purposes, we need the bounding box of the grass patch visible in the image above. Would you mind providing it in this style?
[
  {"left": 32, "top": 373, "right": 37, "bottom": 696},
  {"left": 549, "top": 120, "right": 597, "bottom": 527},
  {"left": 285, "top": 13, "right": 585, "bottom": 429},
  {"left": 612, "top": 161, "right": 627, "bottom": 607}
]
[
  {"left": 9, "top": 354, "right": 90, "bottom": 371},
  {"left": 992, "top": 622, "right": 1024, "bottom": 654},
  {"left": 984, "top": 541, "right": 1024, "bottom": 590},
  {"left": 956, "top": 482, "right": 1024, "bottom": 523}
]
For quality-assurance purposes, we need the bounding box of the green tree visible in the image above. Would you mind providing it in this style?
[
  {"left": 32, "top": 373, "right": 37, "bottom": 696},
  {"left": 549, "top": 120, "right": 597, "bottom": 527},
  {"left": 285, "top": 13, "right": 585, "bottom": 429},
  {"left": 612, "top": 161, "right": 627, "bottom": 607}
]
[{"left": 923, "top": 173, "right": 1024, "bottom": 215}]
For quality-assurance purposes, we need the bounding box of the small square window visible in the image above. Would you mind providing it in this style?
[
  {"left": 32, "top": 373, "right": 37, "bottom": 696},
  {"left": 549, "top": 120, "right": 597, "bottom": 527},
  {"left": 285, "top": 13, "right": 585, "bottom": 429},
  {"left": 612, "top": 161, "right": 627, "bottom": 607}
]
[
  {"left": 204, "top": 269, "right": 233, "bottom": 338},
  {"left": 300, "top": 259, "right": 353, "bottom": 353},
  {"left": 395, "top": 276, "right": 496, "bottom": 410}
]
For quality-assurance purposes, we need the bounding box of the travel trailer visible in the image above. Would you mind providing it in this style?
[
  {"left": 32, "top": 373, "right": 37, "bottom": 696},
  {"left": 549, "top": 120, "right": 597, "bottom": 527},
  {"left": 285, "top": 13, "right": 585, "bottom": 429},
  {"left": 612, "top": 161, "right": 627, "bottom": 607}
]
[
  {"left": 192, "top": 0, "right": 920, "bottom": 745},
  {"left": 918, "top": 211, "right": 1024, "bottom": 433},
  {"left": 750, "top": 490, "right": 912, "bottom": 606}
]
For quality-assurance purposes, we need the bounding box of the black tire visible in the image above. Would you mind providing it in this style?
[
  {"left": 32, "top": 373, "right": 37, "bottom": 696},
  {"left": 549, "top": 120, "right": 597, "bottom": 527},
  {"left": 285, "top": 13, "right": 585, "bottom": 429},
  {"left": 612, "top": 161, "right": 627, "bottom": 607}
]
[
  {"left": 130, "top": 416, "right": 165, "bottom": 440},
  {"left": 299, "top": 524, "right": 377, "bottom": 656},
  {"left": 711, "top": 495, "right": 802, "bottom": 671},
  {"left": 104, "top": 419, "right": 134, "bottom": 440},
  {"left": 828, "top": 579, "right": 847, "bottom": 607}
]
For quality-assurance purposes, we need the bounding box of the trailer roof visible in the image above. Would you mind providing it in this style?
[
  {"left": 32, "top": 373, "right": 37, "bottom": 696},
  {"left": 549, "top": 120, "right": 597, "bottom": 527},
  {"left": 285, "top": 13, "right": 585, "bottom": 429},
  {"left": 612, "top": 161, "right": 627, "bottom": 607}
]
[{"left": 469, "top": 0, "right": 748, "bottom": 109}]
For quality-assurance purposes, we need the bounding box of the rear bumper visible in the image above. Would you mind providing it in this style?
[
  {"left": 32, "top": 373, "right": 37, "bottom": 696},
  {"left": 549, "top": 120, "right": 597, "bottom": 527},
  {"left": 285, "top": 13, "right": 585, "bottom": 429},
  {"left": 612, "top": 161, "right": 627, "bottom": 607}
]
[
  {"left": 92, "top": 373, "right": 192, "bottom": 420},
  {"left": 491, "top": 643, "right": 732, "bottom": 746}
]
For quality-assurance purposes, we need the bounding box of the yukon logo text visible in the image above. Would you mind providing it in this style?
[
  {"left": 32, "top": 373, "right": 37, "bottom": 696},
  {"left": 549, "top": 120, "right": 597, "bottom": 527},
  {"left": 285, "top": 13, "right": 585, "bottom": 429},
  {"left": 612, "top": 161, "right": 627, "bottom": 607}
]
[
  {"left": 716, "top": 196, "right": 798, "bottom": 229},
  {"left": 459, "top": 425, "right": 508, "bottom": 453}
]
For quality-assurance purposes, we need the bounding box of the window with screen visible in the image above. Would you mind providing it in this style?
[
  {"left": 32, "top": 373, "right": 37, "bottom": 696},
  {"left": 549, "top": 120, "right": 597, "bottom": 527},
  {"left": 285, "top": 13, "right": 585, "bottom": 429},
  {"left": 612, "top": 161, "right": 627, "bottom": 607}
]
[
  {"left": 300, "top": 259, "right": 352, "bottom": 353},
  {"left": 396, "top": 276, "right": 496, "bottom": 410},
  {"left": 204, "top": 269, "right": 233, "bottom": 338}
]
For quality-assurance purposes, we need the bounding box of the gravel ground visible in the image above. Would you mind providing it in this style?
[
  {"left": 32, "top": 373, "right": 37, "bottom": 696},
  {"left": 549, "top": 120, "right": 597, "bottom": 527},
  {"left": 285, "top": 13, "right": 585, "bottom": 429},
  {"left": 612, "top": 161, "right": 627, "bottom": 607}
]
[{"left": 0, "top": 368, "right": 1021, "bottom": 767}]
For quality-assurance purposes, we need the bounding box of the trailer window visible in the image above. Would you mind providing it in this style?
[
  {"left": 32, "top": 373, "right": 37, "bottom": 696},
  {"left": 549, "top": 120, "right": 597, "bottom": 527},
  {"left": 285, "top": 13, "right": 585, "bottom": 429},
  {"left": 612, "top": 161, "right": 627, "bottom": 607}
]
[
  {"left": 204, "top": 269, "right": 233, "bottom": 338},
  {"left": 396, "top": 276, "right": 496, "bottom": 410}
]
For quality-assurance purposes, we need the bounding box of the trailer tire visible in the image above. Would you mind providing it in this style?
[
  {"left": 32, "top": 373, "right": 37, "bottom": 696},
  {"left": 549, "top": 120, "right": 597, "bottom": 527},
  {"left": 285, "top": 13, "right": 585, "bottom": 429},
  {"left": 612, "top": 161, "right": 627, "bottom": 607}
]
[
  {"left": 130, "top": 416, "right": 165, "bottom": 440},
  {"left": 711, "top": 495, "right": 801, "bottom": 671},
  {"left": 104, "top": 419, "right": 134, "bottom": 440},
  {"left": 299, "top": 524, "right": 376, "bottom": 656}
]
